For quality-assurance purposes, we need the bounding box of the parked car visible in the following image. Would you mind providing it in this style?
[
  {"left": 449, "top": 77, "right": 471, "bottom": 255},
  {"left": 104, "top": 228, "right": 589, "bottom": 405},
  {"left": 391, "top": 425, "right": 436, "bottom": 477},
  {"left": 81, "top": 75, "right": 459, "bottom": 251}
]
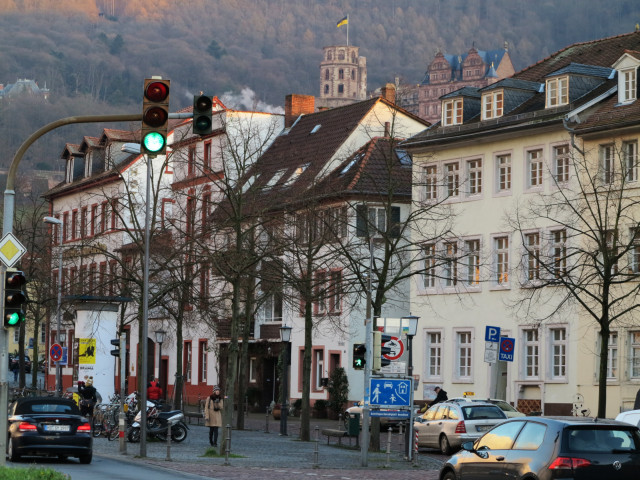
[
  {"left": 439, "top": 416, "right": 640, "bottom": 480},
  {"left": 8, "top": 354, "right": 31, "bottom": 374},
  {"left": 7, "top": 396, "right": 93, "bottom": 463},
  {"left": 616, "top": 409, "right": 640, "bottom": 428},
  {"left": 448, "top": 397, "right": 525, "bottom": 418},
  {"left": 414, "top": 400, "right": 507, "bottom": 454}
]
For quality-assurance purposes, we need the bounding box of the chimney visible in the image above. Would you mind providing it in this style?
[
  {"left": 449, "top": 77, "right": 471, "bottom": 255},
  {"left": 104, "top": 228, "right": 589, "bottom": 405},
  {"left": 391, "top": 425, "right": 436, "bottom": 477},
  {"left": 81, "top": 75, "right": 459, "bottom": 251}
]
[
  {"left": 381, "top": 83, "right": 396, "bottom": 104},
  {"left": 285, "top": 94, "right": 315, "bottom": 128}
]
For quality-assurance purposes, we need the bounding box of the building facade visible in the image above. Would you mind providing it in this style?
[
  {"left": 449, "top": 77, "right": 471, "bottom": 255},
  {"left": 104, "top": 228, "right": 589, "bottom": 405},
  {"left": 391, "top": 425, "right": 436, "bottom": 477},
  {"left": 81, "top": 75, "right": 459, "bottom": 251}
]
[{"left": 317, "top": 45, "right": 367, "bottom": 110}]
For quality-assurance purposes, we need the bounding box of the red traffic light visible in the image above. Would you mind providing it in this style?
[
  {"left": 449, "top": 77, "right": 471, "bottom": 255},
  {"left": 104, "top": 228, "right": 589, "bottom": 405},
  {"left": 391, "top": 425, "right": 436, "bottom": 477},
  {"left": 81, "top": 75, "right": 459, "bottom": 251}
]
[
  {"left": 6, "top": 272, "right": 26, "bottom": 288},
  {"left": 143, "top": 106, "right": 169, "bottom": 128},
  {"left": 145, "top": 81, "right": 170, "bottom": 102}
]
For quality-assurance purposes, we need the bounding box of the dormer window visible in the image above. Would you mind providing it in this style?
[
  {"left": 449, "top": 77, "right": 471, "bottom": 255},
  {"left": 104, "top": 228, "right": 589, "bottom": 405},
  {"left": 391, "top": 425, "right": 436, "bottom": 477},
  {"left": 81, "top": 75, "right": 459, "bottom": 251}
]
[
  {"left": 546, "top": 76, "right": 569, "bottom": 107},
  {"left": 442, "top": 98, "right": 463, "bottom": 126},
  {"left": 620, "top": 68, "right": 637, "bottom": 103},
  {"left": 482, "top": 90, "right": 503, "bottom": 120}
]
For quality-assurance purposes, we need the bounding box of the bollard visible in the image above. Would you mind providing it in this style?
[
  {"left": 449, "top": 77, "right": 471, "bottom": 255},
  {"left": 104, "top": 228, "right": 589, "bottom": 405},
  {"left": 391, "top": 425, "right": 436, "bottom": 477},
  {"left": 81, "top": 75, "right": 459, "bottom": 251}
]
[
  {"left": 265, "top": 408, "right": 270, "bottom": 433},
  {"left": 385, "top": 426, "right": 392, "bottom": 468},
  {"left": 312, "top": 425, "right": 320, "bottom": 468},
  {"left": 166, "top": 421, "right": 172, "bottom": 461},
  {"left": 224, "top": 424, "right": 231, "bottom": 466},
  {"left": 119, "top": 410, "right": 127, "bottom": 455},
  {"left": 413, "top": 430, "right": 419, "bottom": 466},
  {"left": 338, "top": 413, "right": 343, "bottom": 431}
]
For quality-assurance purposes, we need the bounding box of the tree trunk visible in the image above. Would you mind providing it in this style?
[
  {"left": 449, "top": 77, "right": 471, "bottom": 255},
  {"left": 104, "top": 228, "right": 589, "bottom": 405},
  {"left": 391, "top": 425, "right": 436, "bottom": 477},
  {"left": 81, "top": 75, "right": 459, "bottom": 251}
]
[
  {"left": 300, "top": 300, "right": 313, "bottom": 441},
  {"left": 597, "top": 323, "right": 609, "bottom": 418}
]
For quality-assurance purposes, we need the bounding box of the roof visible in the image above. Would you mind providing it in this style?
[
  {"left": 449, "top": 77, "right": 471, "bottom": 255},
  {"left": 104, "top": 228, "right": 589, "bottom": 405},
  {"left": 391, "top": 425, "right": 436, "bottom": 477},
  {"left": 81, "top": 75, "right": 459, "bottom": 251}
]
[
  {"left": 404, "top": 30, "right": 640, "bottom": 148},
  {"left": 421, "top": 48, "right": 509, "bottom": 84}
]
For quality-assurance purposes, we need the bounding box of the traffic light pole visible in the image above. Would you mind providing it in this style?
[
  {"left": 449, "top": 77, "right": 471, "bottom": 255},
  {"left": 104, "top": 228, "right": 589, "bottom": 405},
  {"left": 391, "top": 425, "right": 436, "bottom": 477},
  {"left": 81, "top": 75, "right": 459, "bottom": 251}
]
[{"left": 360, "top": 237, "right": 374, "bottom": 467}]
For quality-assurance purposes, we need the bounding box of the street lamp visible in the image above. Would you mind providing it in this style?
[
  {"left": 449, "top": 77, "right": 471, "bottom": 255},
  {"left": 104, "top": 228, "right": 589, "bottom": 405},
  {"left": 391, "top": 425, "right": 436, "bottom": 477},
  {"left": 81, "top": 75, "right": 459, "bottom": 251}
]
[
  {"left": 279, "top": 324, "right": 292, "bottom": 436},
  {"left": 155, "top": 328, "right": 166, "bottom": 399},
  {"left": 43, "top": 216, "right": 63, "bottom": 396},
  {"left": 401, "top": 314, "right": 420, "bottom": 462}
]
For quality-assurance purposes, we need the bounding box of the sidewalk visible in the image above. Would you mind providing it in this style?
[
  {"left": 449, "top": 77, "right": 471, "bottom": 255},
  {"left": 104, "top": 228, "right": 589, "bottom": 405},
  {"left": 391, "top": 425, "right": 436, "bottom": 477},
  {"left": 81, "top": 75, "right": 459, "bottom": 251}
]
[{"left": 95, "top": 412, "right": 444, "bottom": 480}]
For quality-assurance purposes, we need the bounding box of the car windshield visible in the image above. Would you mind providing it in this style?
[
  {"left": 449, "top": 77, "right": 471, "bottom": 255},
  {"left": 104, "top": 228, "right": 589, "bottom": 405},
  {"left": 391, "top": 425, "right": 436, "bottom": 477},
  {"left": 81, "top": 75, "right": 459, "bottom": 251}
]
[
  {"left": 493, "top": 401, "right": 517, "bottom": 412},
  {"left": 462, "top": 405, "right": 505, "bottom": 420},
  {"left": 564, "top": 427, "right": 640, "bottom": 453},
  {"left": 15, "top": 401, "right": 80, "bottom": 415}
]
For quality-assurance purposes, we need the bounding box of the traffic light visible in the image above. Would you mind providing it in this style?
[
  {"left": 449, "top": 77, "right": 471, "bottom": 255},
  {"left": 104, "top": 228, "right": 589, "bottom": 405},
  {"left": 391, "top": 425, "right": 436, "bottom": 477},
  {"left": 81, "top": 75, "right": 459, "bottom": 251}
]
[
  {"left": 372, "top": 331, "right": 392, "bottom": 372},
  {"left": 353, "top": 343, "right": 366, "bottom": 369},
  {"left": 4, "top": 271, "right": 27, "bottom": 328},
  {"left": 193, "top": 94, "right": 213, "bottom": 135},
  {"left": 141, "top": 78, "right": 170, "bottom": 155},
  {"left": 110, "top": 338, "right": 120, "bottom": 357}
]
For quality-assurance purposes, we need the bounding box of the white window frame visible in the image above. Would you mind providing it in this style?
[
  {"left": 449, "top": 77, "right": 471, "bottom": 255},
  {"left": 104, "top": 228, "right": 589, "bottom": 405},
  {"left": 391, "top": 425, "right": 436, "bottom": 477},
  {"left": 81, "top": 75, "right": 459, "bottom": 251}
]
[
  {"left": 607, "top": 332, "right": 618, "bottom": 381},
  {"left": 523, "top": 328, "right": 539, "bottom": 379},
  {"left": 443, "top": 241, "right": 458, "bottom": 288},
  {"left": 526, "top": 148, "right": 544, "bottom": 189},
  {"left": 314, "top": 349, "right": 324, "bottom": 390},
  {"left": 464, "top": 238, "right": 481, "bottom": 287},
  {"left": 620, "top": 68, "right": 637, "bottom": 103},
  {"left": 553, "top": 145, "right": 570, "bottom": 184},
  {"left": 630, "top": 331, "right": 640, "bottom": 379},
  {"left": 524, "top": 231, "right": 540, "bottom": 282},
  {"left": 624, "top": 140, "right": 638, "bottom": 182},
  {"left": 423, "top": 243, "right": 436, "bottom": 290},
  {"left": 549, "top": 326, "right": 567, "bottom": 381},
  {"left": 493, "top": 235, "right": 510, "bottom": 287},
  {"left": 551, "top": 229, "right": 567, "bottom": 279},
  {"left": 602, "top": 143, "right": 615, "bottom": 184},
  {"left": 482, "top": 90, "right": 503, "bottom": 120},
  {"left": 631, "top": 228, "right": 640, "bottom": 274},
  {"left": 442, "top": 98, "right": 463, "bottom": 126},
  {"left": 425, "top": 329, "right": 443, "bottom": 381},
  {"left": 445, "top": 162, "right": 460, "bottom": 199},
  {"left": 423, "top": 165, "right": 438, "bottom": 201},
  {"left": 467, "top": 158, "right": 482, "bottom": 196},
  {"left": 496, "top": 154, "right": 512, "bottom": 193},
  {"left": 453, "top": 329, "right": 473, "bottom": 382},
  {"left": 249, "top": 357, "right": 258, "bottom": 383},
  {"left": 546, "top": 76, "right": 568, "bottom": 107}
]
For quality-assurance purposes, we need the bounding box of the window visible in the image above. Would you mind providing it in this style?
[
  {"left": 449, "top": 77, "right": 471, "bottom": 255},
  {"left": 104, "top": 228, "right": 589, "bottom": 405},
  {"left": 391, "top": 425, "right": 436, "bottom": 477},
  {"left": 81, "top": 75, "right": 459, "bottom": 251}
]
[
  {"left": 80, "top": 207, "right": 87, "bottom": 239},
  {"left": 71, "top": 210, "right": 78, "bottom": 239},
  {"left": 443, "top": 241, "right": 458, "bottom": 287},
  {"left": 186, "top": 197, "right": 195, "bottom": 238},
  {"left": 465, "top": 239, "right": 480, "bottom": 286},
  {"left": 455, "top": 331, "right": 472, "bottom": 379},
  {"left": 249, "top": 357, "right": 258, "bottom": 383},
  {"left": 187, "top": 145, "right": 196, "bottom": 176},
  {"left": 621, "top": 68, "right": 637, "bottom": 103},
  {"left": 602, "top": 144, "right": 615, "bottom": 183},
  {"left": 607, "top": 332, "right": 618, "bottom": 380},
  {"left": 338, "top": 84, "right": 344, "bottom": 94},
  {"left": 524, "top": 232, "right": 540, "bottom": 281},
  {"left": 355, "top": 205, "right": 400, "bottom": 238},
  {"left": 423, "top": 243, "right": 436, "bottom": 289},
  {"left": 527, "top": 149, "right": 543, "bottom": 188},
  {"left": 632, "top": 229, "right": 640, "bottom": 274},
  {"left": 630, "top": 331, "right": 640, "bottom": 378},
  {"left": 496, "top": 154, "right": 511, "bottom": 192},
  {"left": 328, "top": 270, "right": 342, "bottom": 313},
  {"left": 552, "top": 229, "right": 567, "bottom": 278},
  {"left": 199, "top": 340, "right": 207, "bottom": 383},
  {"left": 204, "top": 141, "right": 212, "bottom": 171},
  {"left": 467, "top": 159, "right": 482, "bottom": 195},
  {"left": 495, "top": 236, "right": 509, "bottom": 285},
  {"left": 476, "top": 421, "right": 525, "bottom": 450},
  {"left": 442, "top": 98, "right": 463, "bottom": 126},
  {"left": 100, "top": 202, "right": 107, "bottom": 233},
  {"left": 313, "top": 349, "right": 324, "bottom": 391},
  {"left": 424, "top": 165, "right": 438, "bottom": 201},
  {"left": 445, "top": 162, "right": 459, "bottom": 198},
  {"left": 482, "top": 90, "right": 503, "bottom": 120},
  {"left": 605, "top": 229, "right": 619, "bottom": 273},
  {"left": 184, "top": 341, "right": 192, "bottom": 383},
  {"left": 513, "top": 422, "right": 547, "bottom": 450},
  {"left": 524, "top": 329, "right": 539, "bottom": 378},
  {"left": 315, "top": 271, "right": 327, "bottom": 314},
  {"left": 624, "top": 141, "right": 638, "bottom": 182},
  {"left": 553, "top": 145, "right": 570, "bottom": 183},
  {"left": 546, "top": 76, "right": 568, "bottom": 107},
  {"left": 426, "top": 331, "right": 442, "bottom": 378},
  {"left": 550, "top": 327, "right": 567, "bottom": 379}
]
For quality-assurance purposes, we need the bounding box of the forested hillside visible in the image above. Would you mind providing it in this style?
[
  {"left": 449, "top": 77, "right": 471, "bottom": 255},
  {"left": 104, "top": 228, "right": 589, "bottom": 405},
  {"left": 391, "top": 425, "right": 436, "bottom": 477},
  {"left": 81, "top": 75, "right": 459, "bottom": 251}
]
[{"left": 0, "top": 0, "right": 638, "bottom": 169}]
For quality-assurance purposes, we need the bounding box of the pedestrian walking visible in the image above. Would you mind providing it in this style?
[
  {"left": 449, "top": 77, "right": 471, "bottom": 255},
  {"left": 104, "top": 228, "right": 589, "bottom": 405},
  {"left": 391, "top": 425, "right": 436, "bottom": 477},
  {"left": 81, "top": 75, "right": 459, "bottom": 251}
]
[
  {"left": 78, "top": 376, "right": 97, "bottom": 417},
  {"left": 147, "top": 376, "right": 163, "bottom": 401},
  {"left": 204, "top": 385, "right": 224, "bottom": 447},
  {"left": 11, "top": 362, "right": 19, "bottom": 383}
]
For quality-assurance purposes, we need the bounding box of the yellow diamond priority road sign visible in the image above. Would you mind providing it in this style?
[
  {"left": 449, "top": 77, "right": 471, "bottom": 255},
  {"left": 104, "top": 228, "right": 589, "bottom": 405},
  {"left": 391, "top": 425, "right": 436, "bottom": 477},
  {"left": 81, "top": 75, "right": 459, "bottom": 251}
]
[{"left": 0, "top": 233, "right": 27, "bottom": 268}]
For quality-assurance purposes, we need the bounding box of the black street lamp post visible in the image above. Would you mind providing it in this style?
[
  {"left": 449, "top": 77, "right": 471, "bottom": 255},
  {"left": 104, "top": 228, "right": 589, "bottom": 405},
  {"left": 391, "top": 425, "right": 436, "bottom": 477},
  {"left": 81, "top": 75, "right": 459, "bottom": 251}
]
[
  {"left": 155, "top": 329, "right": 166, "bottom": 399},
  {"left": 279, "top": 325, "right": 292, "bottom": 436},
  {"left": 402, "top": 314, "right": 419, "bottom": 461}
]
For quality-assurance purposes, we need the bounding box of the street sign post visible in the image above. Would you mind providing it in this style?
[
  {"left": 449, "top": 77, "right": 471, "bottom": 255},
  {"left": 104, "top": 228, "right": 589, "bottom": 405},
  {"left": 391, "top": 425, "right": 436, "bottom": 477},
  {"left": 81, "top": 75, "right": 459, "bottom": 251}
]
[
  {"left": 50, "top": 343, "right": 63, "bottom": 362},
  {"left": 485, "top": 325, "right": 501, "bottom": 343},
  {"left": 499, "top": 337, "right": 516, "bottom": 362}
]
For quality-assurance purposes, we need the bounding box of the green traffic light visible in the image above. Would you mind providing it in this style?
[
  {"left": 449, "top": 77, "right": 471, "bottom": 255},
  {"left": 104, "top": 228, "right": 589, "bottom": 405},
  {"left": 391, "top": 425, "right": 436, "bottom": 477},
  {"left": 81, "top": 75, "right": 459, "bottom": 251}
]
[
  {"left": 143, "top": 132, "right": 166, "bottom": 153},
  {"left": 7, "top": 312, "right": 22, "bottom": 326}
]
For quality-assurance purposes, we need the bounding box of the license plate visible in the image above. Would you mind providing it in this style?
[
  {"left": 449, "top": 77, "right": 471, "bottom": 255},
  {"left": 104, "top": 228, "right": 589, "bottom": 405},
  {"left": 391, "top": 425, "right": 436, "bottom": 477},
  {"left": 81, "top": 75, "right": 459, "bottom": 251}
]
[
  {"left": 476, "top": 425, "right": 491, "bottom": 432},
  {"left": 44, "top": 425, "right": 70, "bottom": 432}
]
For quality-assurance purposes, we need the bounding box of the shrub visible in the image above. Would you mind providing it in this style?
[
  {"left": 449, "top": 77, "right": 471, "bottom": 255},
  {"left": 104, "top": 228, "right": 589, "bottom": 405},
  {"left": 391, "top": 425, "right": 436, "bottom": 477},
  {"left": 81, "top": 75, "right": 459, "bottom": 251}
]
[
  {"left": 327, "top": 367, "right": 349, "bottom": 416},
  {"left": 0, "top": 466, "right": 69, "bottom": 479}
]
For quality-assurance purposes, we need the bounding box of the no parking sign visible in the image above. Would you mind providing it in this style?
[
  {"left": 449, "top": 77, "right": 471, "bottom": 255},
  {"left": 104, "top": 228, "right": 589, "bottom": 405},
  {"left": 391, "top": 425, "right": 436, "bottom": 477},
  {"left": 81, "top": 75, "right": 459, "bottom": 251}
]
[{"left": 499, "top": 337, "right": 516, "bottom": 362}]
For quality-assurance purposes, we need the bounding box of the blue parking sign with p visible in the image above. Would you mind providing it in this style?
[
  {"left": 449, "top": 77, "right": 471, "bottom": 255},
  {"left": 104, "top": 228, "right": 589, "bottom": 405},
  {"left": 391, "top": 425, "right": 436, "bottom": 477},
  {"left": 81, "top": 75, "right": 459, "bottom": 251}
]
[{"left": 485, "top": 326, "right": 501, "bottom": 343}]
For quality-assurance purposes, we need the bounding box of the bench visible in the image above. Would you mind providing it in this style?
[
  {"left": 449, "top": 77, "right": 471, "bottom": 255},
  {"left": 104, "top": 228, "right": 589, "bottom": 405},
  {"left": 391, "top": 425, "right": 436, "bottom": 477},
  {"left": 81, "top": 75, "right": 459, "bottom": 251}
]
[
  {"left": 321, "top": 428, "right": 358, "bottom": 447},
  {"left": 184, "top": 410, "right": 204, "bottom": 425}
]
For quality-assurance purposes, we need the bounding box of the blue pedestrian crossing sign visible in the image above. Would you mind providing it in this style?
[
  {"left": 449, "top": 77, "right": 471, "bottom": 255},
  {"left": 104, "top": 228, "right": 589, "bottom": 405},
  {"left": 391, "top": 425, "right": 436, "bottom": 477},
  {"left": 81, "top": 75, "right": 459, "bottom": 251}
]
[{"left": 369, "top": 378, "right": 412, "bottom": 408}]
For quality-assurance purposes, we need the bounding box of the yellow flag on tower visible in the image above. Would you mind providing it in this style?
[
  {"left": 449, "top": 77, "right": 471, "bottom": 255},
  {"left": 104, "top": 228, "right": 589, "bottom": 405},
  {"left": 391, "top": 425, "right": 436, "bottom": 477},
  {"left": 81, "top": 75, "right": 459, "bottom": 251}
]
[{"left": 337, "top": 16, "right": 348, "bottom": 28}]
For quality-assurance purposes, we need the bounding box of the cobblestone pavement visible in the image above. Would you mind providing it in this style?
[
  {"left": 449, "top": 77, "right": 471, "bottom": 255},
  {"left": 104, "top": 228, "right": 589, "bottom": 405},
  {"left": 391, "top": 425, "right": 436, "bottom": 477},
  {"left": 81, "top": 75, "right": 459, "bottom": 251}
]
[{"left": 94, "top": 413, "right": 445, "bottom": 480}]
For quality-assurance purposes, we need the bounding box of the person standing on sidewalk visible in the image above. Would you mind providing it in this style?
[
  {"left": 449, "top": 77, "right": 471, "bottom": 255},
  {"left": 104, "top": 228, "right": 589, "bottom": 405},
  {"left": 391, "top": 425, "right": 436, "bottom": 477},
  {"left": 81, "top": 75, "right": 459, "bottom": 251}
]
[{"left": 204, "top": 386, "right": 223, "bottom": 447}]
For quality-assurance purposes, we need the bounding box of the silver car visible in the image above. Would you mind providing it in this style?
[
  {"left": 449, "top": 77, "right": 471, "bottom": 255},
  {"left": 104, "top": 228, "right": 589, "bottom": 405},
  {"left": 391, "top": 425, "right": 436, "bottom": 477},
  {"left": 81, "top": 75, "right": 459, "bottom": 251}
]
[{"left": 414, "top": 401, "right": 507, "bottom": 454}]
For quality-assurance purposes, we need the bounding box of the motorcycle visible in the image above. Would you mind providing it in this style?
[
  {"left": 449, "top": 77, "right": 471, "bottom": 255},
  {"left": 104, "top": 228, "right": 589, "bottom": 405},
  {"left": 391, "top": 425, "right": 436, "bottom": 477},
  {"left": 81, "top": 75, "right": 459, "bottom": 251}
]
[{"left": 127, "top": 401, "right": 189, "bottom": 443}]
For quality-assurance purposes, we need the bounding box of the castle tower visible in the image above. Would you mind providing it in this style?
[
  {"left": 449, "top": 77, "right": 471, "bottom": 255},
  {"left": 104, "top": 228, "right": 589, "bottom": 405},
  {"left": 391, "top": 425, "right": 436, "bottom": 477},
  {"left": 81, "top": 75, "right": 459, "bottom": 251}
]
[{"left": 317, "top": 45, "right": 367, "bottom": 109}]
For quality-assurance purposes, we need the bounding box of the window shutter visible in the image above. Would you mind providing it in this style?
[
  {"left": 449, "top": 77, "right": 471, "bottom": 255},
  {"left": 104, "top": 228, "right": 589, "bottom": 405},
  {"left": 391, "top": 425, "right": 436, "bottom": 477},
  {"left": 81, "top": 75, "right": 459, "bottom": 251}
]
[
  {"left": 390, "top": 206, "right": 401, "bottom": 238},
  {"left": 356, "top": 205, "right": 367, "bottom": 237}
]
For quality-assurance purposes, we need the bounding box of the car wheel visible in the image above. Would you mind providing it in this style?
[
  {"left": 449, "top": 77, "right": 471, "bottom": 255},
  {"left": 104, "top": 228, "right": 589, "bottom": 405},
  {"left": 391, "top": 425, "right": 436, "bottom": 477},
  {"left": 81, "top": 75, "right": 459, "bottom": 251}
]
[
  {"left": 442, "top": 470, "right": 456, "bottom": 480},
  {"left": 79, "top": 453, "right": 92, "bottom": 464},
  {"left": 440, "top": 434, "right": 452, "bottom": 455},
  {"left": 8, "top": 438, "right": 21, "bottom": 462}
]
